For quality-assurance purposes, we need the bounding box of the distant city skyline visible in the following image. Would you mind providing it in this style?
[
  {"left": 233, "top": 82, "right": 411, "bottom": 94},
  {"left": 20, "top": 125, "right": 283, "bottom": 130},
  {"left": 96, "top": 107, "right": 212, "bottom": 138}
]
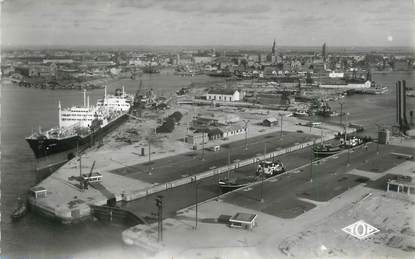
[{"left": 2, "top": 0, "right": 415, "bottom": 47}]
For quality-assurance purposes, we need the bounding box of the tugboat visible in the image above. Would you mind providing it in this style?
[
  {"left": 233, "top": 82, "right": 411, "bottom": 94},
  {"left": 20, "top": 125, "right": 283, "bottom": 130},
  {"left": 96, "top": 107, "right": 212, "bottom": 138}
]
[
  {"left": 219, "top": 175, "right": 258, "bottom": 193},
  {"left": 11, "top": 196, "right": 28, "bottom": 221},
  {"left": 314, "top": 101, "right": 339, "bottom": 117},
  {"left": 313, "top": 143, "right": 342, "bottom": 157},
  {"left": 341, "top": 136, "right": 364, "bottom": 148},
  {"left": 256, "top": 160, "right": 285, "bottom": 178},
  {"left": 219, "top": 160, "right": 285, "bottom": 193}
]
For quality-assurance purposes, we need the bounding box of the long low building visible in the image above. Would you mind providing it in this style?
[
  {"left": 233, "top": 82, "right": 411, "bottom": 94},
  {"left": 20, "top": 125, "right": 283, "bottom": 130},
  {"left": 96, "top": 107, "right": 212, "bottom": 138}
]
[
  {"left": 319, "top": 78, "right": 371, "bottom": 89},
  {"left": 206, "top": 89, "right": 240, "bottom": 102}
]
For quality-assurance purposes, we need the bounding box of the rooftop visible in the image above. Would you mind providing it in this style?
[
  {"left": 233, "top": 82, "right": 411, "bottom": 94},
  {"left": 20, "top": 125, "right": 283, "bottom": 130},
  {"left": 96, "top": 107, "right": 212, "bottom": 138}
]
[
  {"left": 230, "top": 212, "right": 257, "bottom": 223},
  {"left": 207, "top": 88, "right": 238, "bottom": 95}
]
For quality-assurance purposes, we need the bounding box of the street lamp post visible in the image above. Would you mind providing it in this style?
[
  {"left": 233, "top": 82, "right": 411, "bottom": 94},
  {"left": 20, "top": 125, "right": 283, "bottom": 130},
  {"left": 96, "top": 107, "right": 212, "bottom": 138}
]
[
  {"left": 344, "top": 126, "right": 350, "bottom": 166},
  {"left": 155, "top": 195, "right": 163, "bottom": 242},
  {"left": 264, "top": 142, "right": 268, "bottom": 160},
  {"left": 259, "top": 171, "right": 264, "bottom": 203},
  {"left": 148, "top": 140, "right": 151, "bottom": 163},
  {"left": 194, "top": 177, "right": 198, "bottom": 230},
  {"left": 242, "top": 120, "right": 249, "bottom": 151},
  {"left": 310, "top": 140, "right": 315, "bottom": 182},
  {"left": 201, "top": 132, "right": 205, "bottom": 160},
  {"left": 227, "top": 151, "right": 231, "bottom": 179},
  {"left": 279, "top": 113, "right": 283, "bottom": 138}
]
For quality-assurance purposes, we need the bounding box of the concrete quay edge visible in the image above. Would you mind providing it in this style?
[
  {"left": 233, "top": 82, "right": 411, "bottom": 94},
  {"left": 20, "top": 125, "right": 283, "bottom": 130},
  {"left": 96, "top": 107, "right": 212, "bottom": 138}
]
[{"left": 28, "top": 132, "right": 345, "bottom": 223}]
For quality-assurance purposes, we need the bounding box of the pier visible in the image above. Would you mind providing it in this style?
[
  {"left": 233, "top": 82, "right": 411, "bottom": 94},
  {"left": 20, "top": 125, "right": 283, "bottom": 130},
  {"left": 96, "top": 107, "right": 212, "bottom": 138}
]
[{"left": 27, "top": 122, "right": 348, "bottom": 223}]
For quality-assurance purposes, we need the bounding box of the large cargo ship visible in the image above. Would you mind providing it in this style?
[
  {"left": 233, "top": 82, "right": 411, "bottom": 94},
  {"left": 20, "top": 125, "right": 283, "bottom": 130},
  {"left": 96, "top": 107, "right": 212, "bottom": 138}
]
[{"left": 26, "top": 87, "right": 132, "bottom": 170}]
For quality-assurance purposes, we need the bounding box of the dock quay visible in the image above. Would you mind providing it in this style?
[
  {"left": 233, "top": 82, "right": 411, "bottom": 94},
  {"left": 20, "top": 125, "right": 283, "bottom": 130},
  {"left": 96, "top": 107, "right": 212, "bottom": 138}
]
[
  {"left": 177, "top": 98, "right": 290, "bottom": 110},
  {"left": 27, "top": 121, "right": 349, "bottom": 223},
  {"left": 122, "top": 142, "right": 415, "bottom": 258}
]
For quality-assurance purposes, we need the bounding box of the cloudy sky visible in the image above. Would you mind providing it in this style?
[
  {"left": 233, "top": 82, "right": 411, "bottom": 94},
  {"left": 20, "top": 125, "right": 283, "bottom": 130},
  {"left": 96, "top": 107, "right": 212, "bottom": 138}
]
[{"left": 2, "top": 0, "right": 414, "bottom": 47}]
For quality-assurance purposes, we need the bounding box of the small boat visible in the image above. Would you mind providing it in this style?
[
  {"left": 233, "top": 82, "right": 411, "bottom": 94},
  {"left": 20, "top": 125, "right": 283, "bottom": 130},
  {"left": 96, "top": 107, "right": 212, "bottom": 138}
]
[
  {"left": 219, "top": 176, "right": 258, "bottom": 193},
  {"left": 11, "top": 197, "right": 28, "bottom": 221},
  {"left": 313, "top": 144, "right": 342, "bottom": 157},
  {"left": 341, "top": 136, "right": 364, "bottom": 148},
  {"left": 293, "top": 111, "right": 309, "bottom": 117},
  {"left": 256, "top": 160, "right": 285, "bottom": 178}
]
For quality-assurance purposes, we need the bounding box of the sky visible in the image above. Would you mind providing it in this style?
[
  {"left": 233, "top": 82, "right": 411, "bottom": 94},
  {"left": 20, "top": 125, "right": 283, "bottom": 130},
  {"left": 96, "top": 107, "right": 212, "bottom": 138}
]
[{"left": 2, "top": 0, "right": 415, "bottom": 47}]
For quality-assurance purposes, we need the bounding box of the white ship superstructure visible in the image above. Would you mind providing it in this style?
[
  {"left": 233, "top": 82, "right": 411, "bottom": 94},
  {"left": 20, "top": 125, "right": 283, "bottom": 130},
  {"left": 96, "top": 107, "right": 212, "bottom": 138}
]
[
  {"left": 26, "top": 86, "right": 132, "bottom": 160},
  {"left": 96, "top": 86, "right": 131, "bottom": 112}
]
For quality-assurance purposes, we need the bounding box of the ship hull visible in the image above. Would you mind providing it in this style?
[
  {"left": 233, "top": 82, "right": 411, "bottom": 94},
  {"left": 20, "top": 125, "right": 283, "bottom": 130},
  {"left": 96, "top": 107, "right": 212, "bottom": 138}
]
[
  {"left": 219, "top": 183, "right": 249, "bottom": 193},
  {"left": 26, "top": 113, "right": 129, "bottom": 165},
  {"left": 313, "top": 146, "right": 341, "bottom": 157},
  {"left": 218, "top": 177, "right": 257, "bottom": 193}
]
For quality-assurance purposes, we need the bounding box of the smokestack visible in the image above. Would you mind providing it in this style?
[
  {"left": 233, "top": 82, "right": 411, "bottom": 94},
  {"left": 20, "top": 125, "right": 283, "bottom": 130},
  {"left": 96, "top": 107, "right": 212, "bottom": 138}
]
[
  {"left": 122, "top": 86, "right": 125, "bottom": 96},
  {"left": 87, "top": 96, "right": 90, "bottom": 107},
  {"left": 104, "top": 86, "right": 107, "bottom": 101}
]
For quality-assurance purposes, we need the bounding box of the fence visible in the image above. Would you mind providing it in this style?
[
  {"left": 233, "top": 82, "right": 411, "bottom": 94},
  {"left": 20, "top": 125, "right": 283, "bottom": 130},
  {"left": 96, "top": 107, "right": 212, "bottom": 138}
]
[{"left": 122, "top": 133, "right": 337, "bottom": 202}]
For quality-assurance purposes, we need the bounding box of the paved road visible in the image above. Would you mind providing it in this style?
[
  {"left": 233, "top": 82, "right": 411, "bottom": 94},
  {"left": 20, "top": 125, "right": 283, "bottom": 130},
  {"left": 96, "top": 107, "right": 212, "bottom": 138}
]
[
  {"left": 111, "top": 131, "right": 316, "bottom": 184},
  {"left": 120, "top": 142, "right": 414, "bottom": 222}
]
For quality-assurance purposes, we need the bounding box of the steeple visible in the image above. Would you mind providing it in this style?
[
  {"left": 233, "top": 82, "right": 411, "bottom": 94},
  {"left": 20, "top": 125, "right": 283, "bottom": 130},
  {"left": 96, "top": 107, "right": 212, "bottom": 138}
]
[
  {"left": 322, "top": 42, "right": 327, "bottom": 62},
  {"left": 272, "top": 39, "right": 276, "bottom": 55}
]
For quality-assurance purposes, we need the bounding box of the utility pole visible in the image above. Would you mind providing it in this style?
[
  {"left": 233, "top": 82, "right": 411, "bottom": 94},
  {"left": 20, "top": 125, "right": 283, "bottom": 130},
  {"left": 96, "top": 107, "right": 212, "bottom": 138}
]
[
  {"left": 264, "top": 142, "right": 268, "bottom": 160},
  {"left": 375, "top": 124, "right": 381, "bottom": 155},
  {"left": 259, "top": 170, "right": 264, "bottom": 203},
  {"left": 194, "top": 178, "right": 198, "bottom": 230},
  {"left": 345, "top": 126, "right": 350, "bottom": 166},
  {"left": 148, "top": 139, "right": 151, "bottom": 163},
  {"left": 77, "top": 141, "right": 81, "bottom": 178},
  {"left": 227, "top": 151, "right": 231, "bottom": 179},
  {"left": 310, "top": 140, "right": 315, "bottom": 182},
  {"left": 201, "top": 132, "right": 205, "bottom": 160},
  {"left": 155, "top": 195, "right": 163, "bottom": 242},
  {"left": 242, "top": 120, "right": 249, "bottom": 151},
  {"left": 340, "top": 102, "right": 344, "bottom": 127}
]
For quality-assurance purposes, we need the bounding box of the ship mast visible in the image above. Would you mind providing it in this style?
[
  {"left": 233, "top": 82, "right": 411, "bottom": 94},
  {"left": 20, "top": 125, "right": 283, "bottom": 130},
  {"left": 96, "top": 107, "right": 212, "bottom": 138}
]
[
  {"left": 104, "top": 85, "right": 107, "bottom": 104},
  {"left": 83, "top": 89, "right": 87, "bottom": 107},
  {"left": 58, "top": 100, "right": 62, "bottom": 129}
]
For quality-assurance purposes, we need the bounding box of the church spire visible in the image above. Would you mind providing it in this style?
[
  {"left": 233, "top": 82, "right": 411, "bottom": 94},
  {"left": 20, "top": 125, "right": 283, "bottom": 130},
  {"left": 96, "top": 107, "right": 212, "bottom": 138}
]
[{"left": 272, "top": 39, "right": 276, "bottom": 55}]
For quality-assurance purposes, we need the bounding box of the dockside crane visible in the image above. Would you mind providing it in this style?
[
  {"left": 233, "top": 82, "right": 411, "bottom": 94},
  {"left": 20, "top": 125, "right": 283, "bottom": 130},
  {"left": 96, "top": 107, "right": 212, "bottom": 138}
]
[{"left": 81, "top": 160, "right": 96, "bottom": 190}]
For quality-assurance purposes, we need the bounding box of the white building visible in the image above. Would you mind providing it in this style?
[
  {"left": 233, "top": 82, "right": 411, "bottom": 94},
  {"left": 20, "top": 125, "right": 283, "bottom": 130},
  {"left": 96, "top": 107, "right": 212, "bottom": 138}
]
[
  {"left": 206, "top": 89, "right": 240, "bottom": 102},
  {"left": 193, "top": 56, "right": 213, "bottom": 64},
  {"left": 219, "top": 124, "right": 246, "bottom": 138},
  {"left": 319, "top": 80, "right": 371, "bottom": 89},
  {"left": 329, "top": 71, "right": 344, "bottom": 78}
]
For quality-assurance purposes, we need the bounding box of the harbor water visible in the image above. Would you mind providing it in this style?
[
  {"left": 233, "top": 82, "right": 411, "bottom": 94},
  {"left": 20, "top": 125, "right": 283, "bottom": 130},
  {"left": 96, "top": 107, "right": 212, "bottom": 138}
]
[{"left": 1, "top": 71, "right": 414, "bottom": 258}]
